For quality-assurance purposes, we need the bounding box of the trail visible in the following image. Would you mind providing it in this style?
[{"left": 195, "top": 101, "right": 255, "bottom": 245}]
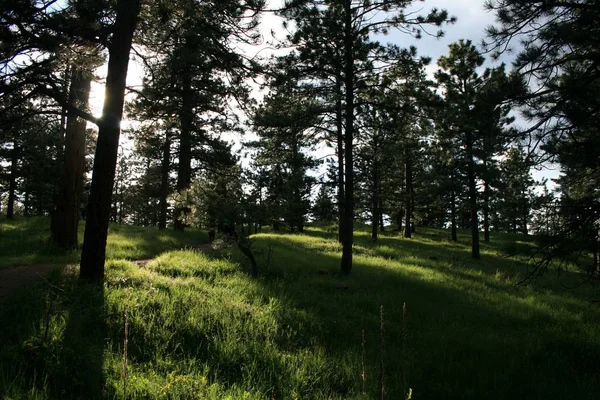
[
  {"left": 0, "top": 264, "right": 64, "bottom": 300},
  {"left": 0, "top": 243, "right": 215, "bottom": 300}
]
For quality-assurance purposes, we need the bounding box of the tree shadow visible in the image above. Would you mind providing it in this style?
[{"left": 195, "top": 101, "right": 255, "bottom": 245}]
[
  {"left": 240, "top": 233, "right": 600, "bottom": 399},
  {"left": 302, "top": 226, "right": 594, "bottom": 300},
  {"left": 0, "top": 268, "right": 107, "bottom": 399}
]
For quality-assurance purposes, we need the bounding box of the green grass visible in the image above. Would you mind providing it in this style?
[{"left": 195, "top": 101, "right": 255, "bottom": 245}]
[
  {"left": 0, "top": 219, "right": 599, "bottom": 399},
  {"left": 0, "top": 216, "right": 208, "bottom": 268}
]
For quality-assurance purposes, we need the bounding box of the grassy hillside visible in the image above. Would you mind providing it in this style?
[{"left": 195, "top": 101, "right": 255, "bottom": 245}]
[
  {"left": 0, "top": 217, "right": 208, "bottom": 268},
  {"left": 0, "top": 219, "right": 598, "bottom": 399}
]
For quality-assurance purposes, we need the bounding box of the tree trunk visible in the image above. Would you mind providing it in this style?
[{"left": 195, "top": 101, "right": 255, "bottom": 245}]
[
  {"left": 379, "top": 200, "right": 385, "bottom": 232},
  {"left": 23, "top": 183, "right": 29, "bottom": 216},
  {"left": 52, "top": 67, "right": 91, "bottom": 249},
  {"left": 521, "top": 197, "right": 529, "bottom": 235},
  {"left": 174, "top": 34, "right": 194, "bottom": 232},
  {"left": 335, "top": 75, "right": 345, "bottom": 244},
  {"left": 371, "top": 165, "right": 379, "bottom": 241},
  {"left": 595, "top": 222, "right": 600, "bottom": 277},
  {"left": 465, "top": 131, "right": 480, "bottom": 259},
  {"left": 51, "top": 66, "right": 69, "bottom": 229},
  {"left": 80, "top": 0, "right": 141, "bottom": 284},
  {"left": 6, "top": 140, "right": 18, "bottom": 220},
  {"left": 483, "top": 160, "right": 490, "bottom": 243},
  {"left": 451, "top": 187, "right": 457, "bottom": 242},
  {"left": 158, "top": 131, "right": 171, "bottom": 230},
  {"left": 340, "top": 0, "right": 354, "bottom": 275},
  {"left": 404, "top": 147, "right": 412, "bottom": 238}
]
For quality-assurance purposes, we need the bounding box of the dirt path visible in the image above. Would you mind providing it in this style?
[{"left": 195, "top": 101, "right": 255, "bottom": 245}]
[
  {"left": 0, "top": 264, "right": 64, "bottom": 300},
  {"left": 0, "top": 243, "right": 216, "bottom": 301}
]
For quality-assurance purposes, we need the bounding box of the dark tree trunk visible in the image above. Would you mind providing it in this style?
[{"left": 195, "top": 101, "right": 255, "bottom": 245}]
[
  {"left": 595, "top": 223, "right": 600, "bottom": 276},
  {"left": 290, "top": 138, "right": 304, "bottom": 232},
  {"left": 521, "top": 196, "right": 529, "bottom": 235},
  {"left": 340, "top": 0, "right": 354, "bottom": 275},
  {"left": 23, "top": 184, "right": 29, "bottom": 216},
  {"left": 52, "top": 67, "right": 91, "bottom": 249},
  {"left": 483, "top": 160, "right": 490, "bottom": 243},
  {"left": 451, "top": 187, "right": 457, "bottom": 242},
  {"left": 465, "top": 131, "right": 480, "bottom": 259},
  {"left": 174, "top": 37, "right": 193, "bottom": 232},
  {"left": 80, "top": 0, "right": 141, "bottom": 284},
  {"left": 379, "top": 200, "right": 385, "bottom": 232},
  {"left": 371, "top": 206, "right": 378, "bottom": 241},
  {"left": 397, "top": 211, "right": 403, "bottom": 232},
  {"left": 158, "top": 131, "right": 171, "bottom": 230},
  {"left": 6, "top": 140, "right": 18, "bottom": 219},
  {"left": 371, "top": 165, "right": 379, "bottom": 241},
  {"left": 335, "top": 75, "right": 345, "bottom": 244},
  {"left": 404, "top": 147, "right": 412, "bottom": 238}
]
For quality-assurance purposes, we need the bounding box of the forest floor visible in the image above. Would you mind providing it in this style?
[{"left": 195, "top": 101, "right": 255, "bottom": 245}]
[
  {"left": 0, "top": 242, "right": 215, "bottom": 300},
  {"left": 0, "top": 217, "right": 214, "bottom": 300},
  {"left": 0, "top": 217, "right": 599, "bottom": 399},
  {"left": 0, "top": 263, "right": 63, "bottom": 300}
]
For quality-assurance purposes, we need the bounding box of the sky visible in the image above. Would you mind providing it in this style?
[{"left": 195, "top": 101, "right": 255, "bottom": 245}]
[
  {"left": 87, "top": 0, "right": 559, "bottom": 185},
  {"left": 89, "top": 0, "right": 500, "bottom": 114}
]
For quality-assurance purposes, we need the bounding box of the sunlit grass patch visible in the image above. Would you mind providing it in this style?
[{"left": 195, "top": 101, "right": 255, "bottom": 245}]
[{"left": 147, "top": 250, "right": 238, "bottom": 279}]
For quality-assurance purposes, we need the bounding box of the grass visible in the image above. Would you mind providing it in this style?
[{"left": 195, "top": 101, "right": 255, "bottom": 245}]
[
  {"left": 0, "top": 216, "right": 208, "bottom": 268},
  {"left": 0, "top": 219, "right": 599, "bottom": 399}
]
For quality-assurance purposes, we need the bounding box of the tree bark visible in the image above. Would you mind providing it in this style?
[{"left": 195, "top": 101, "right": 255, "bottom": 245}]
[
  {"left": 521, "top": 193, "right": 529, "bottom": 235},
  {"left": 483, "top": 160, "right": 490, "bottom": 243},
  {"left": 397, "top": 211, "right": 403, "bottom": 232},
  {"left": 6, "top": 139, "right": 18, "bottom": 220},
  {"left": 465, "top": 131, "right": 480, "bottom": 259},
  {"left": 52, "top": 67, "right": 91, "bottom": 249},
  {"left": 335, "top": 75, "right": 345, "bottom": 244},
  {"left": 158, "top": 131, "right": 171, "bottom": 230},
  {"left": 371, "top": 164, "right": 379, "bottom": 241},
  {"left": 595, "top": 222, "right": 600, "bottom": 277},
  {"left": 451, "top": 186, "right": 457, "bottom": 242},
  {"left": 23, "top": 183, "right": 29, "bottom": 216},
  {"left": 379, "top": 198, "right": 385, "bottom": 232},
  {"left": 404, "top": 146, "right": 412, "bottom": 238},
  {"left": 340, "top": 0, "right": 354, "bottom": 275},
  {"left": 174, "top": 31, "right": 194, "bottom": 232},
  {"left": 80, "top": 0, "right": 141, "bottom": 283}
]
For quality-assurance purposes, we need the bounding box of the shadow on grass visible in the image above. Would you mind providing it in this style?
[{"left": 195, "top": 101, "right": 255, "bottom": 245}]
[
  {"left": 3, "top": 225, "right": 597, "bottom": 399},
  {"left": 0, "top": 217, "right": 210, "bottom": 269},
  {"left": 0, "top": 269, "right": 107, "bottom": 399},
  {"left": 302, "top": 227, "right": 594, "bottom": 299},
  {"left": 241, "top": 233, "right": 600, "bottom": 399}
]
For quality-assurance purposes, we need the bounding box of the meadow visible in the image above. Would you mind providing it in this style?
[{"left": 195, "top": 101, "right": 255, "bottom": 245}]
[{"left": 0, "top": 217, "right": 598, "bottom": 399}]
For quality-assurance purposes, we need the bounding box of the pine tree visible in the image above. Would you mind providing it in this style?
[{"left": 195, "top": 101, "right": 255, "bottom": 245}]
[
  {"left": 133, "top": 0, "right": 263, "bottom": 232},
  {"left": 281, "top": 0, "right": 453, "bottom": 274},
  {"left": 436, "top": 40, "right": 485, "bottom": 259},
  {"left": 249, "top": 81, "right": 319, "bottom": 233},
  {"left": 486, "top": 0, "right": 600, "bottom": 279},
  {"left": 80, "top": 0, "right": 143, "bottom": 283},
  {"left": 497, "top": 146, "right": 535, "bottom": 234}
]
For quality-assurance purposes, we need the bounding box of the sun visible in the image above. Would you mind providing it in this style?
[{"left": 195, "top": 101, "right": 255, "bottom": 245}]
[{"left": 87, "top": 58, "right": 145, "bottom": 119}]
